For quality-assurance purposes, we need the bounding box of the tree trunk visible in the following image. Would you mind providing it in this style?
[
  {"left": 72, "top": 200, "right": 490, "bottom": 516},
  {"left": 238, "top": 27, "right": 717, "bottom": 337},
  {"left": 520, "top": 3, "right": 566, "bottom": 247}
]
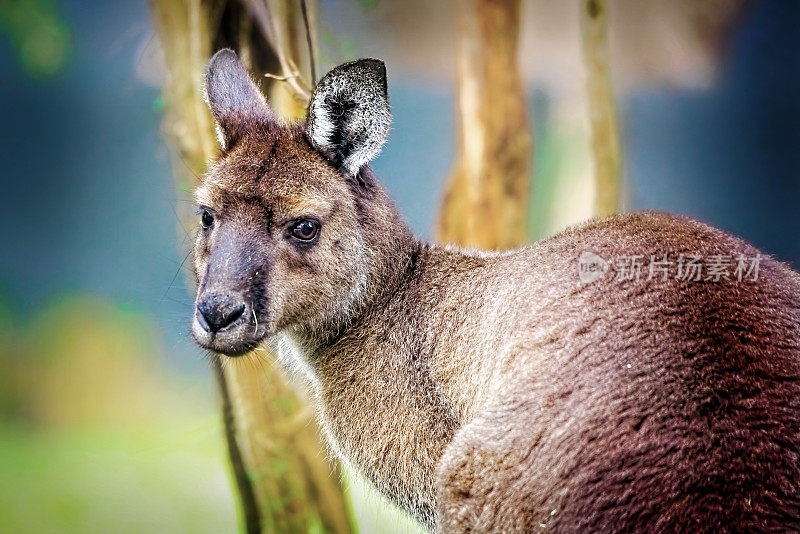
[
  {"left": 437, "top": 0, "right": 532, "bottom": 250},
  {"left": 150, "top": 1, "right": 352, "bottom": 532},
  {"left": 580, "top": 0, "right": 622, "bottom": 217}
]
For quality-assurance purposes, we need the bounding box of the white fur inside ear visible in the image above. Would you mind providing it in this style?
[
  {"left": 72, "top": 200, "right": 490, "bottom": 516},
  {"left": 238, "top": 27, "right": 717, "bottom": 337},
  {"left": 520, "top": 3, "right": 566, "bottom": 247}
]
[
  {"left": 306, "top": 59, "right": 391, "bottom": 175},
  {"left": 308, "top": 97, "right": 337, "bottom": 156}
]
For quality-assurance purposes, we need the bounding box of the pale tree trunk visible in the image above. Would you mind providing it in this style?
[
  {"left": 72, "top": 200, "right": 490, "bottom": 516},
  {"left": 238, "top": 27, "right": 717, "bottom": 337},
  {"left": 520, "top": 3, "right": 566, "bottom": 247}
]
[
  {"left": 150, "top": 1, "right": 352, "bottom": 533},
  {"left": 580, "top": 0, "right": 622, "bottom": 217},
  {"left": 438, "top": 0, "right": 532, "bottom": 250}
]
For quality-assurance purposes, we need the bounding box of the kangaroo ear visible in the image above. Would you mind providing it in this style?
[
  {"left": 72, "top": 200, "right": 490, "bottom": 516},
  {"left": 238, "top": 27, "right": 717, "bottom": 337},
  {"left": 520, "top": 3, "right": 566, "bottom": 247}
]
[
  {"left": 204, "top": 49, "right": 272, "bottom": 150},
  {"left": 306, "top": 59, "right": 391, "bottom": 176}
]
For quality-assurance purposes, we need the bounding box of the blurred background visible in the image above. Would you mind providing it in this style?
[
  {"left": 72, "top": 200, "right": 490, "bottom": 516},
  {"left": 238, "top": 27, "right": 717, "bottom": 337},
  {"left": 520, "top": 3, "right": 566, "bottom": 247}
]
[{"left": 0, "top": 0, "right": 798, "bottom": 532}]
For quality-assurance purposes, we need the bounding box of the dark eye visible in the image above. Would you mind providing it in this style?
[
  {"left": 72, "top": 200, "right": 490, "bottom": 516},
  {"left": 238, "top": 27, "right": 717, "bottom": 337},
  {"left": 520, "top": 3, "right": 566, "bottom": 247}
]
[
  {"left": 291, "top": 220, "right": 320, "bottom": 242},
  {"left": 201, "top": 210, "right": 214, "bottom": 229}
]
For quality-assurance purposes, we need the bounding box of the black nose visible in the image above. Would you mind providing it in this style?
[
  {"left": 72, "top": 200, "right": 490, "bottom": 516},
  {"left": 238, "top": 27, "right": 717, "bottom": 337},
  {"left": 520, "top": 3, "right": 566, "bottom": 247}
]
[{"left": 197, "top": 293, "right": 245, "bottom": 333}]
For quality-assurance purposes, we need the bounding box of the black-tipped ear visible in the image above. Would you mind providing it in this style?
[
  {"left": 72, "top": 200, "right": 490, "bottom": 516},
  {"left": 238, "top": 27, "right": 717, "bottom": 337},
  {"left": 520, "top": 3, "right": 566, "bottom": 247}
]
[
  {"left": 306, "top": 59, "right": 391, "bottom": 175},
  {"left": 204, "top": 49, "right": 272, "bottom": 150}
]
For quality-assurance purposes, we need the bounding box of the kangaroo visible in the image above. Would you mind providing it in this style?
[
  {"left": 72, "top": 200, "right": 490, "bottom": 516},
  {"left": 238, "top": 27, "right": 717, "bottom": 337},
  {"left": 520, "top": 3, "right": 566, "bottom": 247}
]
[{"left": 191, "top": 49, "right": 800, "bottom": 532}]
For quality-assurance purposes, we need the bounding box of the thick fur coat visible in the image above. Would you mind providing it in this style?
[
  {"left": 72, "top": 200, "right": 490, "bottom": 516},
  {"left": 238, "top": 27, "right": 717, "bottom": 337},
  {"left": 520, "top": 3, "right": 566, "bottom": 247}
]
[{"left": 191, "top": 50, "right": 800, "bottom": 532}]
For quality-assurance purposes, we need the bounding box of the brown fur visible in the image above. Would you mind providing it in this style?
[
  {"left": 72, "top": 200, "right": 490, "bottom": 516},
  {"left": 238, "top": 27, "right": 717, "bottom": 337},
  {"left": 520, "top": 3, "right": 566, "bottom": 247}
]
[{"left": 193, "top": 53, "right": 800, "bottom": 532}]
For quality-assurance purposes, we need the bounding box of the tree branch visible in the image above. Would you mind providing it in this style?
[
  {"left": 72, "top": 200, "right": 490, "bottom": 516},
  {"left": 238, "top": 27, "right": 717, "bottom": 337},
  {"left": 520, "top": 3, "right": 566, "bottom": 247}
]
[
  {"left": 214, "top": 357, "right": 261, "bottom": 534},
  {"left": 300, "top": 0, "right": 316, "bottom": 85},
  {"left": 580, "top": 0, "right": 622, "bottom": 217},
  {"left": 241, "top": 0, "right": 312, "bottom": 101}
]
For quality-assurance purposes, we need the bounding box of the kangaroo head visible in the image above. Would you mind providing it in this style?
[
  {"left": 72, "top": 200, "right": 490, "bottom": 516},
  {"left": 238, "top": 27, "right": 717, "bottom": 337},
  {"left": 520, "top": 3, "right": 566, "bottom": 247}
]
[{"left": 192, "top": 49, "right": 392, "bottom": 356}]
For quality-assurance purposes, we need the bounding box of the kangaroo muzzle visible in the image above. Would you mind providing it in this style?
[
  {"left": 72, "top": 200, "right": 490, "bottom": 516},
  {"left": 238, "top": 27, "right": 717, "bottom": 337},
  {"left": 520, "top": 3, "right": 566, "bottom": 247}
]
[{"left": 192, "top": 226, "right": 267, "bottom": 355}]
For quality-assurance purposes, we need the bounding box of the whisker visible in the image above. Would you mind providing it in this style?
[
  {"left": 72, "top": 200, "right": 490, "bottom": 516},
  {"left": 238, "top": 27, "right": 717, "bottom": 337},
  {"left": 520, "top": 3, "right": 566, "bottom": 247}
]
[
  {"left": 163, "top": 249, "right": 193, "bottom": 300},
  {"left": 170, "top": 202, "right": 192, "bottom": 241}
]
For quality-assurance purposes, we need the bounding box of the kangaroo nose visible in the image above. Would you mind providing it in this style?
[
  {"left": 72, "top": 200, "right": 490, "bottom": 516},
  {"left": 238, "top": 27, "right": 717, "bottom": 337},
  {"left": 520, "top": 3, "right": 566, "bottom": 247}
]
[{"left": 197, "top": 293, "right": 245, "bottom": 333}]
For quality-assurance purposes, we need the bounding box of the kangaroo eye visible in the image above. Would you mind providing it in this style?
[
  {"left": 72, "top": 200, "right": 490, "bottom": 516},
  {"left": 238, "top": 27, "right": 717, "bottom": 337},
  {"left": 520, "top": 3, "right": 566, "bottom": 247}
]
[
  {"left": 291, "top": 220, "right": 320, "bottom": 242},
  {"left": 201, "top": 210, "right": 214, "bottom": 229}
]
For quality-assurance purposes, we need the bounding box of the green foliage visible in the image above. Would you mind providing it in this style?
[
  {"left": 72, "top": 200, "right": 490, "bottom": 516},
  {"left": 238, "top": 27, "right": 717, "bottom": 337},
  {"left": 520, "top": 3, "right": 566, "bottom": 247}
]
[
  {"left": 0, "top": 0, "right": 72, "bottom": 78},
  {"left": 0, "top": 421, "right": 236, "bottom": 533},
  {"left": 353, "top": 0, "right": 380, "bottom": 11},
  {"left": 321, "top": 31, "right": 357, "bottom": 64},
  {"left": 528, "top": 121, "right": 571, "bottom": 241},
  {"left": 0, "top": 295, "right": 237, "bottom": 532}
]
